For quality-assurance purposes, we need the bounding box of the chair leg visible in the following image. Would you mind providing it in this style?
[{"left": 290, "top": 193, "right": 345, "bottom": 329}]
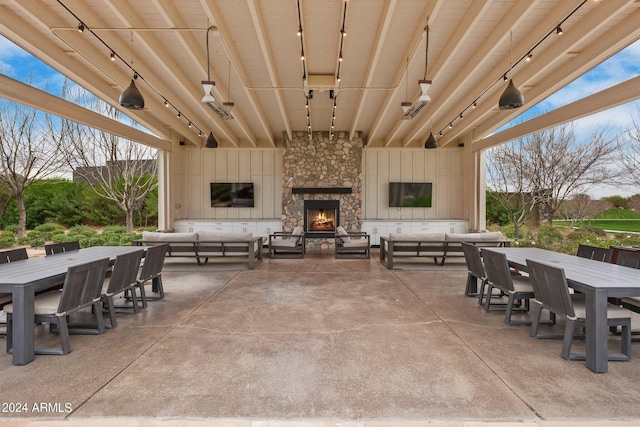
[
  {"left": 145, "top": 276, "right": 164, "bottom": 301},
  {"left": 465, "top": 273, "right": 478, "bottom": 297},
  {"left": 6, "top": 313, "right": 12, "bottom": 354},
  {"left": 561, "top": 319, "right": 577, "bottom": 360},
  {"left": 105, "top": 296, "right": 117, "bottom": 329},
  {"left": 137, "top": 282, "right": 148, "bottom": 309},
  {"left": 530, "top": 302, "right": 542, "bottom": 337},
  {"left": 58, "top": 317, "right": 71, "bottom": 355}
]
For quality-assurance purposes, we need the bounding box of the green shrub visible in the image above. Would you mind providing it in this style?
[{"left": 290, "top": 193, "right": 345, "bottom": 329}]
[
  {"left": 4, "top": 224, "right": 18, "bottom": 234},
  {"left": 30, "top": 237, "right": 45, "bottom": 247},
  {"left": 0, "top": 234, "right": 15, "bottom": 248},
  {"left": 103, "top": 234, "right": 122, "bottom": 246},
  {"left": 79, "top": 236, "right": 104, "bottom": 248},
  {"left": 68, "top": 224, "right": 97, "bottom": 237},
  {"left": 102, "top": 225, "right": 127, "bottom": 235},
  {"left": 119, "top": 232, "right": 140, "bottom": 246},
  {"left": 34, "top": 223, "right": 65, "bottom": 233}
]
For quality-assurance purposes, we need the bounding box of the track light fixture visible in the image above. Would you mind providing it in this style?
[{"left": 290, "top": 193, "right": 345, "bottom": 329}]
[
  {"left": 77, "top": 23, "right": 85, "bottom": 33},
  {"left": 556, "top": 26, "right": 563, "bottom": 35},
  {"left": 110, "top": 51, "right": 115, "bottom": 61}
]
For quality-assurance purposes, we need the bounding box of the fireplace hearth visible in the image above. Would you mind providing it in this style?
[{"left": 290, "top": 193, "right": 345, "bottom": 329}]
[{"left": 304, "top": 200, "right": 340, "bottom": 238}]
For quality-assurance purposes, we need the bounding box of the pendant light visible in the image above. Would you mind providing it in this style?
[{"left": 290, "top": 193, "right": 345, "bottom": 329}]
[
  {"left": 499, "top": 30, "right": 523, "bottom": 110},
  {"left": 205, "top": 131, "right": 218, "bottom": 148},
  {"left": 119, "top": 33, "right": 145, "bottom": 110},
  {"left": 424, "top": 120, "right": 437, "bottom": 149}
]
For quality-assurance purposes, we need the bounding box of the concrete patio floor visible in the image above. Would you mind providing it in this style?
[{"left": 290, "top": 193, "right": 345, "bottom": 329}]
[{"left": 2, "top": 249, "right": 640, "bottom": 427}]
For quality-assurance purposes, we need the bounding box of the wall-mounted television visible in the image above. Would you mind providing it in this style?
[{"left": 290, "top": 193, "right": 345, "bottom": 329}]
[
  {"left": 210, "top": 182, "right": 255, "bottom": 207},
  {"left": 389, "top": 182, "right": 432, "bottom": 207}
]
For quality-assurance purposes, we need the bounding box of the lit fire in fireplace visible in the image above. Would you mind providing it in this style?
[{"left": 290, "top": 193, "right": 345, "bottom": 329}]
[{"left": 308, "top": 209, "right": 336, "bottom": 232}]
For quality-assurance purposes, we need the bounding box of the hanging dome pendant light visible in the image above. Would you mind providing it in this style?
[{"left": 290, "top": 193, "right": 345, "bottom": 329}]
[
  {"left": 120, "top": 33, "right": 145, "bottom": 110},
  {"left": 205, "top": 131, "right": 218, "bottom": 148},
  {"left": 498, "top": 30, "right": 523, "bottom": 110},
  {"left": 499, "top": 78, "right": 523, "bottom": 109},
  {"left": 119, "top": 74, "right": 145, "bottom": 109}
]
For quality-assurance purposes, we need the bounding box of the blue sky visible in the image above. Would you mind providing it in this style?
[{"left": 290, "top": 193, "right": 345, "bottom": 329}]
[{"left": 2, "top": 35, "right": 640, "bottom": 198}]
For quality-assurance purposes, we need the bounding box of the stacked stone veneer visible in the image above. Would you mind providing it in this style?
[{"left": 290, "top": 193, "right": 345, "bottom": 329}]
[{"left": 282, "top": 131, "right": 363, "bottom": 249}]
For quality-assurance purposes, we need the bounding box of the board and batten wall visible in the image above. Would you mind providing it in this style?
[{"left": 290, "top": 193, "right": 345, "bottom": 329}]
[
  {"left": 362, "top": 147, "right": 465, "bottom": 220},
  {"left": 176, "top": 148, "right": 283, "bottom": 220},
  {"left": 174, "top": 146, "right": 464, "bottom": 222}
]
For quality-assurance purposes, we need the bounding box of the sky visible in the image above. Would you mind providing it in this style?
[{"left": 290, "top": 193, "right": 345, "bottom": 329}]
[{"left": 1, "top": 34, "right": 640, "bottom": 199}]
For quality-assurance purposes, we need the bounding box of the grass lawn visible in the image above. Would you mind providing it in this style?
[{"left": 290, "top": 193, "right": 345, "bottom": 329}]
[{"left": 553, "top": 219, "right": 640, "bottom": 233}]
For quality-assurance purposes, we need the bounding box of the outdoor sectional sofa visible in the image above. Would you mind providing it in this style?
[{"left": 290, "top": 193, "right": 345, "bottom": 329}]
[
  {"left": 133, "top": 231, "right": 263, "bottom": 269},
  {"left": 379, "top": 231, "right": 510, "bottom": 269}
]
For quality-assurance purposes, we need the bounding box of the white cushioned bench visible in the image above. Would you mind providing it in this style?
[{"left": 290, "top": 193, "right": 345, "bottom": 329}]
[
  {"left": 133, "top": 231, "right": 263, "bottom": 269},
  {"left": 379, "top": 231, "right": 510, "bottom": 269}
]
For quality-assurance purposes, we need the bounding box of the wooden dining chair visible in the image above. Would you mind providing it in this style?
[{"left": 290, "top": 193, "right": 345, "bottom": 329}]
[
  {"left": 44, "top": 241, "right": 81, "bottom": 256},
  {"left": 526, "top": 259, "right": 631, "bottom": 361},
  {"left": 101, "top": 250, "right": 145, "bottom": 329},
  {"left": 135, "top": 244, "right": 168, "bottom": 309},
  {"left": 0, "top": 247, "right": 28, "bottom": 264},
  {"left": 5, "top": 258, "right": 109, "bottom": 355},
  {"left": 576, "top": 244, "right": 611, "bottom": 262},
  {"left": 481, "top": 249, "right": 535, "bottom": 325},
  {"left": 615, "top": 250, "right": 640, "bottom": 269},
  {"left": 461, "top": 242, "right": 494, "bottom": 306}
]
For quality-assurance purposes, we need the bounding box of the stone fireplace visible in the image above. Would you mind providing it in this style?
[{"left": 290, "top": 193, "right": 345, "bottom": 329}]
[
  {"left": 304, "top": 200, "right": 339, "bottom": 238},
  {"left": 281, "top": 131, "right": 363, "bottom": 249}
]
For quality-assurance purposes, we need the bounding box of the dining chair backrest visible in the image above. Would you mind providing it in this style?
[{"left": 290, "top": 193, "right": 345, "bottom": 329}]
[
  {"left": 481, "top": 249, "right": 514, "bottom": 292},
  {"left": 615, "top": 250, "right": 640, "bottom": 269},
  {"left": 139, "top": 244, "right": 168, "bottom": 282},
  {"left": 462, "top": 242, "right": 485, "bottom": 279},
  {"left": 45, "top": 241, "right": 81, "bottom": 256},
  {"left": 106, "top": 250, "right": 144, "bottom": 295},
  {"left": 57, "top": 258, "right": 109, "bottom": 316},
  {"left": 0, "top": 247, "right": 28, "bottom": 264},
  {"left": 576, "top": 244, "right": 611, "bottom": 262},
  {"left": 526, "top": 259, "right": 575, "bottom": 319}
]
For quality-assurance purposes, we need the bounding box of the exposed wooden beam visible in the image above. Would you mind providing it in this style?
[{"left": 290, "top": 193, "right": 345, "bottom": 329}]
[
  {"left": 0, "top": 74, "right": 171, "bottom": 151},
  {"left": 475, "top": 75, "right": 640, "bottom": 152}
]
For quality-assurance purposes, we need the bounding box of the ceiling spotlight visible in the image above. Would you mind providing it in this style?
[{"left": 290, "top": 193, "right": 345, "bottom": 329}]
[
  {"left": 77, "top": 23, "right": 85, "bottom": 33},
  {"left": 341, "top": 29, "right": 346, "bottom": 37},
  {"left": 164, "top": 99, "right": 169, "bottom": 107},
  {"left": 110, "top": 51, "right": 115, "bottom": 61},
  {"left": 297, "top": 27, "right": 302, "bottom": 36},
  {"left": 556, "top": 26, "right": 563, "bottom": 35},
  {"left": 448, "top": 123, "right": 453, "bottom": 129},
  {"left": 401, "top": 101, "right": 412, "bottom": 114},
  {"left": 177, "top": 111, "right": 181, "bottom": 118},
  {"left": 205, "top": 131, "right": 218, "bottom": 148},
  {"left": 472, "top": 102, "right": 477, "bottom": 108},
  {"left": 188, "top": 122, "right": 192, "bottom": 128},
  {"left": 119, "top": 74, "right": 145, "bottom": 110}
]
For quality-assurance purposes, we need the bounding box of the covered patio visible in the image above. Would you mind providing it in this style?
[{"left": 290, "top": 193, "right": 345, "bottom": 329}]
[{"left": 2, "top": 252, "right": 640, "bottom": 425}]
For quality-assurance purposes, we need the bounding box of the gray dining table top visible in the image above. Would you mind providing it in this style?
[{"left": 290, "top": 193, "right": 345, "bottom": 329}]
[
  {"left": 0, "top": 246, "right": 145, "bottom": 289},
  {"left": 483, "top": 247, "right": 640, "bottom": 296}
]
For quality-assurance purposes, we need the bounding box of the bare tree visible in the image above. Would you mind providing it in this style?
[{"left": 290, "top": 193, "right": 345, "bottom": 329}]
[
  {"left": 627, "top": 194, "right": 640, "bottom": 213},
  {"left": 487, "top": 123, "right": 618, "bottom": 227},
  {"left": 0, "top": 100, "right": 67, "bottom": 236},
  {"left": 619, "top": 106, "right": 640, "bottom": 192},
  {"left": 486, "top": 143, "right": 545, "bottom": 238},
  {"left": 557, "top": 194, "right": 612, "bottom": 226},
  {"left": 61, "top": 92, "right": 157, "bottom": 232}
]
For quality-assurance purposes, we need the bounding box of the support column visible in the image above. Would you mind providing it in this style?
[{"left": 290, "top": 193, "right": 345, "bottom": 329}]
[
  {"left": 158, "top": 134, "right": 181, "bottom": 231},
  {"left": 462, "top": 134, "right": 486, "bottom": 231}
]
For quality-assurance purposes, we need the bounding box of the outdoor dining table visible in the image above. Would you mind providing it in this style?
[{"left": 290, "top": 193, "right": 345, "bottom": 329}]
[
  {"left": 0, "top": 245, "right": 145, "bottom": 365},
  {"left": 483, "top": 246, "right": 640, "bottom": 373}
]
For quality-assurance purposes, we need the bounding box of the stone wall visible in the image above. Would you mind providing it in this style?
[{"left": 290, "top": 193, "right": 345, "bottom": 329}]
[{"left": 282, "top": 131, "right": 363, "bottom": 249}]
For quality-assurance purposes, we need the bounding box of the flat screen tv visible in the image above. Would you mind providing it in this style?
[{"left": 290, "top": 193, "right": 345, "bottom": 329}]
[
  {"left": 210, "top": 182, "right": 254, "bottom": 207},
  {"left": 389, "top": 182, "right": 432, "bottom": 207}
]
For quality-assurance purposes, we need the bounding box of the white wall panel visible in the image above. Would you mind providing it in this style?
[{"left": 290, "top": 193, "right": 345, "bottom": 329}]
[
  {"left": 363, "top": 148, "right": 465, "bottom": 221},
  {"left": 178, "top": 148, "right": 282, "bottom": 220}
]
